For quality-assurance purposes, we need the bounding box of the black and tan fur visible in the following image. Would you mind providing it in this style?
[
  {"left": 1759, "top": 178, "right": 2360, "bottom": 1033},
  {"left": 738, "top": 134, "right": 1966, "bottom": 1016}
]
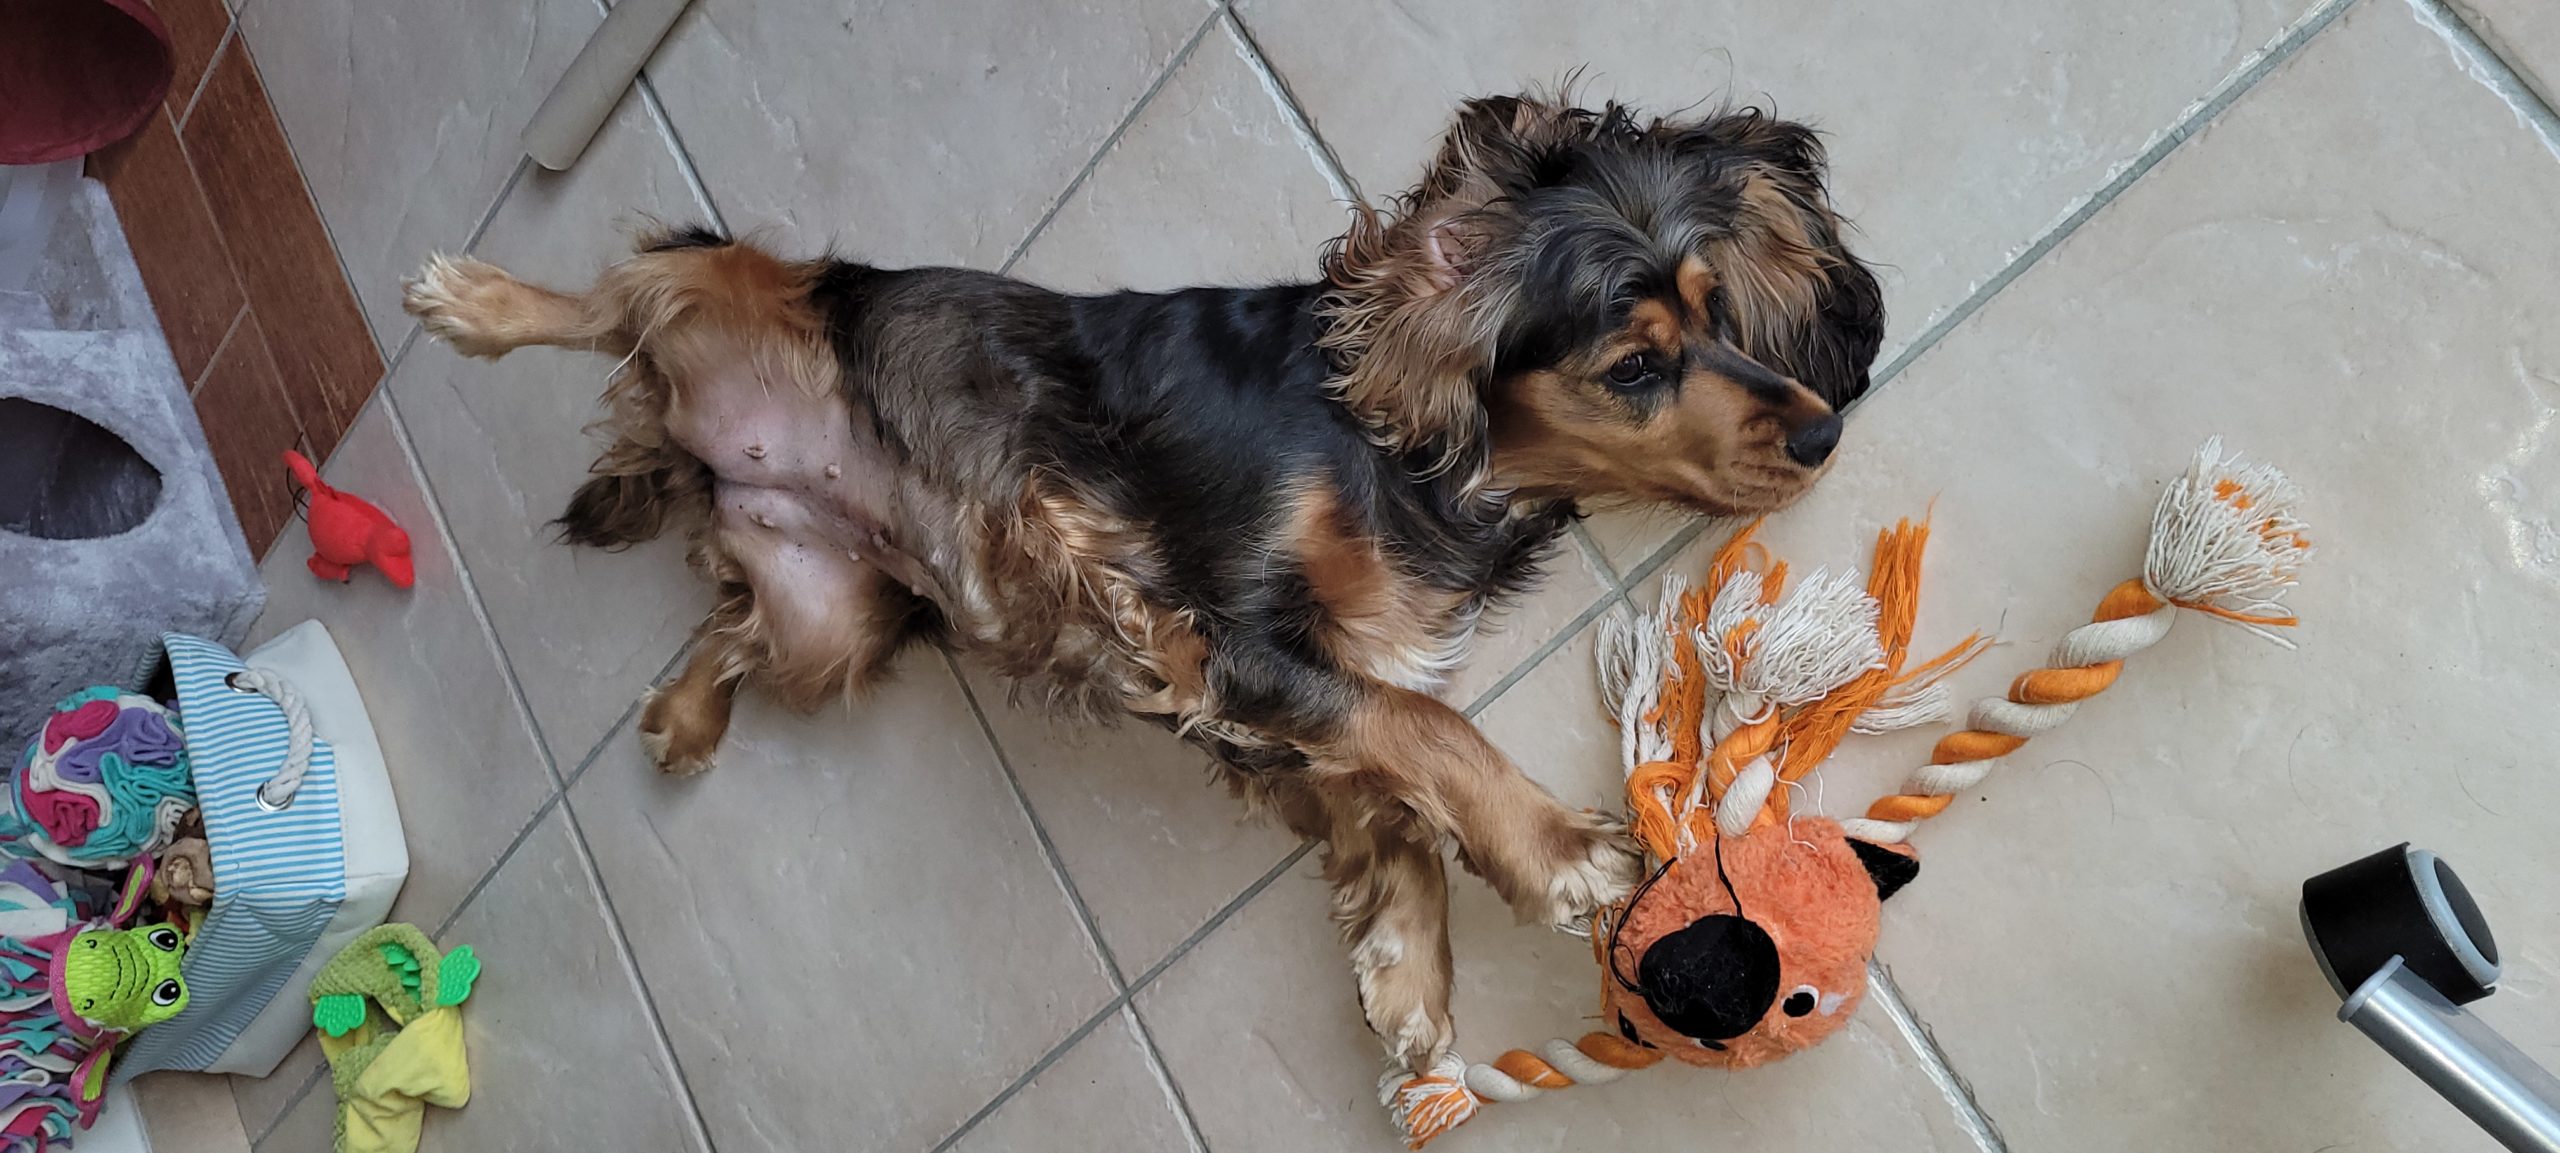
[{"left": 402, "top": 93, "right": 1883, "bottom": 1071}]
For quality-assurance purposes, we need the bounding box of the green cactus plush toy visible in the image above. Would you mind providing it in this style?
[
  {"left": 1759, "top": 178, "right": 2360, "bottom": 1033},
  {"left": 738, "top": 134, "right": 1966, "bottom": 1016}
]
[{"left": 310, "top": 925, "right": 482, "bottom": 1153}]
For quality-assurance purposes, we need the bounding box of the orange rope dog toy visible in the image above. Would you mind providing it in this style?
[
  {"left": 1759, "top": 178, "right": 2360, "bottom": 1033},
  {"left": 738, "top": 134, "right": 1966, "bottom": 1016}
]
[
  {"left": 1381, "top": 440, "right": 2313, "bottom": 1147},
  {"left": 1843, "top": 438, "right": 2313, "bottom": 844}
]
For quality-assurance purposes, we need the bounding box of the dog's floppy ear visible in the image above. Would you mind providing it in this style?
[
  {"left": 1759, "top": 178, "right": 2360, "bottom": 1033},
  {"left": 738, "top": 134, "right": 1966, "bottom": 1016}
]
[
  {"left": 1681, "top": 112, "right": 1886, "bottom": 409},
  {"left": 1318, "top": 95, "right": 1592, "bottom": 461}
]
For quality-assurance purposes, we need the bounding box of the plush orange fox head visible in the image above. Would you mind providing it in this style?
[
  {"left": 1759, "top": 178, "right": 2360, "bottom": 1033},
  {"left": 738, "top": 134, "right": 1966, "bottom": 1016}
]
[{"left": 1602, "top": 816, "right": 1917, "bottom": 1067}]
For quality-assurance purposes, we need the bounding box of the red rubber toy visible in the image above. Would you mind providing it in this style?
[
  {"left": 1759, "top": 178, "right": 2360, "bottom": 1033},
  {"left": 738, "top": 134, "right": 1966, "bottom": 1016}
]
[{"left": 282, "top": 450, "right": 414, "bottom": 589}]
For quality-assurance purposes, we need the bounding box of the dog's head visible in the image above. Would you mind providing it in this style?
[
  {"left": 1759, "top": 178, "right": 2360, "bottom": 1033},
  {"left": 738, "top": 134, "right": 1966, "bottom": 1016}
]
[{"left": 1320, "top": 93, "right": 1884, "bottom": 514}]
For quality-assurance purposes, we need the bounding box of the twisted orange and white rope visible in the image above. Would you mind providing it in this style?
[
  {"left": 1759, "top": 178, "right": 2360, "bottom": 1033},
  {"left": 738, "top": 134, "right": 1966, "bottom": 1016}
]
[
  {"left": 1843, "top": 439, "right": 2314, "bottom": 843},
  {"left": 1381, "top": 1033, "right": 1664, "bottom": 1147}
]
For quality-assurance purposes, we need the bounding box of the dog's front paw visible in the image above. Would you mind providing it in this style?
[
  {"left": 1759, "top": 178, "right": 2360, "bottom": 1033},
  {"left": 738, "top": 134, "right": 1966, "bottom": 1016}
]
[
  {"left": 1523, "top": 814, "right": 1642, "bottom": 929},
  {"left": 403, "top": 254, "right": 519, "bottom": 358}
]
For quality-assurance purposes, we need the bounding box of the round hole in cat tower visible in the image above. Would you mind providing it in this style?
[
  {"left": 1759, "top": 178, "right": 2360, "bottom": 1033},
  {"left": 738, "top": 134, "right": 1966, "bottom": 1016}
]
[{"left": 0, "top": 398, "right": 162, "bottom": 540}]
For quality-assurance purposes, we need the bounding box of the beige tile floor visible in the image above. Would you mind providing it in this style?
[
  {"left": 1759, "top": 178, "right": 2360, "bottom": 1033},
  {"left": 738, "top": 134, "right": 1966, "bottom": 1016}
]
[{"left": 170, "top": 0, "right": 2560, "bottom": 1149}]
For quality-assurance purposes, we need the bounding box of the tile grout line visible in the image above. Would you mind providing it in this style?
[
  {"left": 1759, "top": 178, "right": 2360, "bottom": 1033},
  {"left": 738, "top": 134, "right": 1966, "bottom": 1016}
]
[
  {"left": 431, "top": 641, "right": 688, "bottom": 942},
  {"left": 377, "top": 376, "right": 564, "bottom": 789},
  {"left": 2408, "top": 0, "right": 2560, "bottom": 157},
  {"left": 1122, "top": 1003, "right": 1213, "bottom": 1153},
  {"left": 559, "top": 640, "right": 696, "bottom": 794},
  {"left": 1460, "top": 588, "right": 1619, "bottom": 718},
  {"left": 635, "top": 74, "right": 731, "bottom": 235},
  {"left": 1868, "top": 959, "right": 2009, "bottom": 1153},
  {"left": 994, "top": 5, "right": 1226, "bottom": 275},
  {"left": 191, "top": 305, "right": 249, "bottom": 396},
  {"left": 1567, "top": 520, "right": 1629, "bottom": 595},
  {"left": 245, "top": 1063, "right": 325, "bottom": 1148},
  {"left": 576, "top": 0, "right": 730, "bottom": 236},
  {"left": 941, "top": 650, "right": 1220, "bottom": 1149},
  {"left": 1221, "top": 6, "right": 1359, "bottom": 205},
  {"left": 198, "top": 31, "right": 396, "bottom": 370},
  {"left": 1866, "top": 0, "right": 2362, "bottom": 390},
  {"left": 176, "top": 20, "right": 238, "bottom": 135},
  {"left": 929, "top": 840, "right": 1315, "bottom": 1153},
  {"left": 942, "top": 650, "right": 1134, "bottom": 988},
  {"left": 552, "top": 790, "right": 725, "bottom": 1153},
  {"left": 461, "top": 158, "right": 531, "bottom": 255},
  {"left": 243, "top": 696, "right": 632, "bottom": 1148}
]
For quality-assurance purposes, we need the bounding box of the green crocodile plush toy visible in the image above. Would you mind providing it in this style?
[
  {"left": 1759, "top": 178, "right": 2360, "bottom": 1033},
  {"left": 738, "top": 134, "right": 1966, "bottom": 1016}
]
[{"left": 60, "top": 923, "right": 189, "bottom": 1033}]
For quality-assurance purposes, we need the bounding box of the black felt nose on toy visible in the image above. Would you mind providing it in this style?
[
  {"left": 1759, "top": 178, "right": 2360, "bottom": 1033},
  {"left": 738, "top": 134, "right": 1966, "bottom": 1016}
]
[{"left": 1638, "top": 913, "right": 1782, "bottom": 1042}]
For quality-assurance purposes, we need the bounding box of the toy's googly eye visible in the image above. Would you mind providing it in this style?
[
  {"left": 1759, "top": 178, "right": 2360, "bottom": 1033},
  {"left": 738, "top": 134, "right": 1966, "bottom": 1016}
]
[
  {"left": 148, "top": 928, "right": 179, "bottom": 951},
  {"left": 1783, "top": 986, "right": 1818, "bottom": 1017},
  {"left": 152, "top": 979, "right": 182, "bottom": 1007}
]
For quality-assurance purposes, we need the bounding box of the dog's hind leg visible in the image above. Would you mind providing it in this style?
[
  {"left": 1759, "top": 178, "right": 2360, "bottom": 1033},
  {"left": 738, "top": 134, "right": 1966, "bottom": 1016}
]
[
  {"left": 640, "top": 538, "right": 930, "bottom": 775},
  {"left": 639, "top": 596, "right": 753, "bottom": 777},
  {"left": 1307, "top": 782, "right": 1457, "bottom": 1071},
  {"left": 403, "top": 255, "right": 626, "bottom": 359}
]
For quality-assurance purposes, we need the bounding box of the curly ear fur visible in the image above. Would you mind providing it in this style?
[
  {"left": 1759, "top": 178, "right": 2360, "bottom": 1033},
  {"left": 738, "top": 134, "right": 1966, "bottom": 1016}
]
[
  {"left": 1682, "top": 112, "right": 1886, "bottom": 408},
  {"left": 1317, "top": 95, "right": 1607, "bottom": 463}
]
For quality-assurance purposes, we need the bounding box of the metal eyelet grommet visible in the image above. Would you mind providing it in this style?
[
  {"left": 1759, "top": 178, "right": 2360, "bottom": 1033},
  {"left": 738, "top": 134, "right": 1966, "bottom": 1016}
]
[
  {"left": 255, "top": 785, "right": 294, "bottom": 813},
  {"left": 225, "top": 671, "right": 249, "bottom": 691}
]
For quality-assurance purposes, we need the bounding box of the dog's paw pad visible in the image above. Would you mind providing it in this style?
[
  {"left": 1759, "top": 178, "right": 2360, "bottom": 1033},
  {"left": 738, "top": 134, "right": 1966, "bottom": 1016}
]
[{"left": 402, "top": 255, "right": 514, "bottom": 357}]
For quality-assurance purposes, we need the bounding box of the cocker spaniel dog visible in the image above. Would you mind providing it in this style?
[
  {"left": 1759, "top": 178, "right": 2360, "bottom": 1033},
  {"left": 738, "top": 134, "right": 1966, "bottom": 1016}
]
[{"left": 403, "top": 92, "right": 1883, "bottom": 1073}]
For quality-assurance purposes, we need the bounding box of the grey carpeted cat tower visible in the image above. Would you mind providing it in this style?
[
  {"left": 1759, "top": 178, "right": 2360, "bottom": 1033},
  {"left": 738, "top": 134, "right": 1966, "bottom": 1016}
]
[{"left": 0, "top": 170, "right": 264, "bottom": 738}]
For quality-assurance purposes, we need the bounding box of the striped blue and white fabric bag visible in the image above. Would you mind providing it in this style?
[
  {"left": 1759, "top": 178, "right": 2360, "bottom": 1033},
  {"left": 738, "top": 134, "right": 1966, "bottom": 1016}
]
[{"left": 112, "top": 621, "right": 406, "bottom": 1079}]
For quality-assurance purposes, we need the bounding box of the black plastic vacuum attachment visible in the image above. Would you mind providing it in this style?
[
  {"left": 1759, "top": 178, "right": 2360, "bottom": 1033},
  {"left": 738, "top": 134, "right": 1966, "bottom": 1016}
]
[
  {"left": 2302, "top": 844, "right": 2560, "bottom": 1152},
  {"left": 2302, "top": 842, "right": 2498, "bottom": 1004}
]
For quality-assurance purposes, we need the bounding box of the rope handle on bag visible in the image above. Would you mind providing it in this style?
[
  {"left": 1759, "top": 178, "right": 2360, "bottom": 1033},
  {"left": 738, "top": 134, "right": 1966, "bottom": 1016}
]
[{"left": 223, "top": 668, "right": 313, "bottom": 810}]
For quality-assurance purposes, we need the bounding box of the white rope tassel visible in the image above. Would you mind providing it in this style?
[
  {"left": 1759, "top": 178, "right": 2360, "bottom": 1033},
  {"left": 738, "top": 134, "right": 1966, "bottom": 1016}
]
[
  {"left": 1687, "top": 564, "right": 1885, "bottom": 839},
  {"left": 1597, "top": 576, "right": 1686, "bottom": 777},
  {"left": 1701, "top": 568, "right": 1885, "bottom": 706},
  {"left": 2144, "top": 437, "right": 2314, "bottom": 641},
  {"left": 1851, "top": 683, "right": 1954, "bottom": 734}
]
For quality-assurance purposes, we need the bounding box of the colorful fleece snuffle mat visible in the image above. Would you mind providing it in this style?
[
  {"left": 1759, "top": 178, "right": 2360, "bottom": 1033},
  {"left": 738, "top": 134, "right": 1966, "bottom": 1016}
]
[{"left": 310, "top": 926, "right": 479, "bottom": 1153}]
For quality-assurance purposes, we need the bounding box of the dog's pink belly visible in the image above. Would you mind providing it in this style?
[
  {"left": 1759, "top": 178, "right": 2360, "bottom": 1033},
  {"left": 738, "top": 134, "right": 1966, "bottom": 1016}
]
[
  {"left": 665, "top": 355, "right": 946, "bottom": 604},
  {"left": 713, "top": 481, "right": 944, "bottom": 604}
]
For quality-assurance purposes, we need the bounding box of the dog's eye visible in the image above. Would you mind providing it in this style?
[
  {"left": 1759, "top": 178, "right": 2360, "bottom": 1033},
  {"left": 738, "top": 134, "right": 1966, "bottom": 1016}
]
[{"left": 1605, "top": 354, "right": 1660, "bottom": 389}]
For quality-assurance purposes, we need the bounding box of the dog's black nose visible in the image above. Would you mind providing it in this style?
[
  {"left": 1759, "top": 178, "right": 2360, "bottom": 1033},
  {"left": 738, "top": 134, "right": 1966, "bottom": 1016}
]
[
  {"left": 1637, "top": 914, "right": 1781, "bottom": 1042},
  {"left": 1785, "top": 415, "right": 1843, "bottom": 467}
]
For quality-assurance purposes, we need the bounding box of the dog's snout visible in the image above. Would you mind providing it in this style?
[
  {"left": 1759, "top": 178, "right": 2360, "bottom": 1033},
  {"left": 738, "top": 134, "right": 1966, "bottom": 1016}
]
[{"left": 1785, "top": 414, "right": 1843, "bottom": 467}]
